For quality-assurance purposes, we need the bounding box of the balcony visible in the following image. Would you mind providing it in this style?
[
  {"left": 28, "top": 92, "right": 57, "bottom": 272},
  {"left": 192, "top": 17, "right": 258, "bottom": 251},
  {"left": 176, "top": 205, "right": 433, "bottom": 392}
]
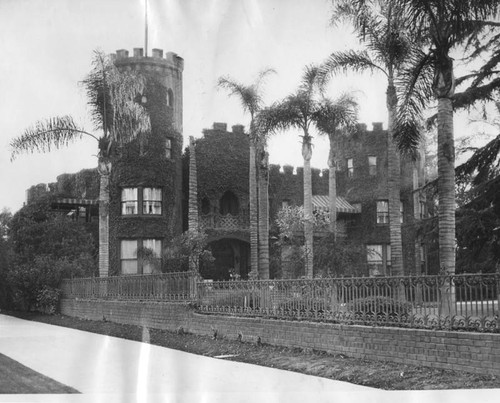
[{"left": 200, "top": 212, "right": 249, "bottom": 231}]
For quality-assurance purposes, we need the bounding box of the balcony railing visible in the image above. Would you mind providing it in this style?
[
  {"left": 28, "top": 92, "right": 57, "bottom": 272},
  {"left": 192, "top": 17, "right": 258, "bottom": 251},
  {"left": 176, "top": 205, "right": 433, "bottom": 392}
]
[
  {"left": 61, "top": 271, "right": 200, "bottom": 301},
  {"left": 197, "top": 274, "right": 500, "bottom": 332},
  {"left": 199, "top": 212, "right": 249, "bottom": 231}
]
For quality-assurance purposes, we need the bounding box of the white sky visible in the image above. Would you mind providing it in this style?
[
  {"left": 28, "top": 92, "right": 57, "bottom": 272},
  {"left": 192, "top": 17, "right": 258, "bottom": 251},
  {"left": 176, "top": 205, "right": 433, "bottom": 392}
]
[{"left": 0, "top": 0, "right": 480, "bottom": 213}]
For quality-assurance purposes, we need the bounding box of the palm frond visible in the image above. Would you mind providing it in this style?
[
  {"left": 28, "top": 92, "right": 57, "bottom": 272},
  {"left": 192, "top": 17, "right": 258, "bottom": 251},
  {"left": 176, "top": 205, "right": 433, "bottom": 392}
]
[
  {"left": 394, "top": 48, "right": 434, "bottom": 154},
  {"left": 319, "top": 50, "right": 386, "bottom": 85},
  {"left": 10, "top": 116, "right": 96, "bottom": 161},
  {"left": 315, "top": 93, "right": 359, "bottom": 137},
  {"left": 81, "top": 50, "right": 150, "bottom": 149}
]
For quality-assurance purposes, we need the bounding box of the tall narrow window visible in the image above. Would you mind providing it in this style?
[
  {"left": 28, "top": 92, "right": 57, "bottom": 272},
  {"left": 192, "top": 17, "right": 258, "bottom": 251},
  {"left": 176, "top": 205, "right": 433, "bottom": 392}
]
[
  {"left": 367, "top": 244, "right": 383, "bottom": 276},
  {"left": 142, "top": 239, "right": 162, "bottom": 274},
  {"left": 347, "top": 158, "right": 354, "bottom": 178},
  {"left": 143, "top": 188, "right": 162, "bottom": 215},
  {"left": 368, "top": 156, "right": 377, "bottom": 175},
  {"left": 165, "top": 138, "right": 172, "bottom": 159},
  {"left": 400, "top": 201, "right": 404, "bottom": 223},
  {"left": 376, "top": 200, "right": 389, "bottom": 224},
  {"left": 121, "top": 188, "right": 138, "bottom": 215},
  {"left": 121, "top": 240, "right": 138, "bottom": 274},
  {"left": 167, "top": 88, "right": 174, "bottom": 107},
  {"left": 419, "top": 201, "right": 427, "bottom": 219}
]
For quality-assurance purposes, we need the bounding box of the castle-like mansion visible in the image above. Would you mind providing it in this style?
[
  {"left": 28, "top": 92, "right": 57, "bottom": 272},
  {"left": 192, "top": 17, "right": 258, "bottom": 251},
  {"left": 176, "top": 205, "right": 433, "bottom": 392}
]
[{"left": 24, "top": 48, "right": 436, "bottom": 279}]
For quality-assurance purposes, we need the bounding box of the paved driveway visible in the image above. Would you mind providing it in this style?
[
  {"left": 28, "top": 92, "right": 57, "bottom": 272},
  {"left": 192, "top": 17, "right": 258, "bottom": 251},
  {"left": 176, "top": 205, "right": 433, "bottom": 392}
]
[{"left": 1, "top": 314, "right": 499, "bottom": 403}]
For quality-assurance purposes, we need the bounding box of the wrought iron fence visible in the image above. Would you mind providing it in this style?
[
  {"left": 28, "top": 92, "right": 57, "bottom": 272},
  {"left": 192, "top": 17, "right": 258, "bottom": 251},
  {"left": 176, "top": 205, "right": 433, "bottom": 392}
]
[
  {"left": 61, "top": 271, "right": 200, "bottom": 301},
  {"left": 197, "top": 274, "right": 500, "bottom": 331}
]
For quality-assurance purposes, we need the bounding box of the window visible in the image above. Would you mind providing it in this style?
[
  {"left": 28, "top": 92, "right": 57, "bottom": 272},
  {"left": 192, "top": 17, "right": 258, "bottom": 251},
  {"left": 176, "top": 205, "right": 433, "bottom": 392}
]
[
  {"left": 143, "top": 188, "right": 162, "bottom": 215},
  {"left": 376, "top": 200, "right": 389, "bottom": 224},
  {"left": 367, "top": 244, "right": 383, "bottom": 276},
  {"left": 166, "top": 138, "right": 172, "bottom": 159},
  {"left": 142, "top": 239, "right": 162, "bottom": 274},
  {"left": 167, "top": 88, "right": 174, "bottom": 107},
  {"left": 122, "top": 187, "right": 162, "bottom": 216},
  {"left": 121, "top": 240, "right": 138, "bottom": 274},
  {"left": 120, "top": 239, "right": 162, "bottom": 275},
  {"left": 220, "top": 191, "right": 239, "bottom": 215},
  {"left": 347, "top": 158, "right": 354, "bottom": 178},
  {"left": 368, "top": 156, "right": 377, "bottom": 175},
  {"left": 400, "top": 201, "right": 404, "bottom": 224},
  {"left": 419, "top": 201, "right": 427, "bottom": 219},
  {"left": 367, "top": 244, "right": 391, "bottom": 276},
  {"left": 121, "top": 188, "right": 138, "bottom": 215}
]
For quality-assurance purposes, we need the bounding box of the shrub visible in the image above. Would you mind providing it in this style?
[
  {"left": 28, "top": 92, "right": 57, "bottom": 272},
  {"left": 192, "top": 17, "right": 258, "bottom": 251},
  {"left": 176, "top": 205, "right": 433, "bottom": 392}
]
[{"left": 35, "top": 286, "right": 61, "bottom": 315}]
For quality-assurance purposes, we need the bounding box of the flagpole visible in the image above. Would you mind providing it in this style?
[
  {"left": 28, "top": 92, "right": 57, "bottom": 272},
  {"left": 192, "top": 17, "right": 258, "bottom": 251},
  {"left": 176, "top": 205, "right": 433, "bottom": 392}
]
[{"left": 145, "top": 0, "right": 148, "bottom": 56}]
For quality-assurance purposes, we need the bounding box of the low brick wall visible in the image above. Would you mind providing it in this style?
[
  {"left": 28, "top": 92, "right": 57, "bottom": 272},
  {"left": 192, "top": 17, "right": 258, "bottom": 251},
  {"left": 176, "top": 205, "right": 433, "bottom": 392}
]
[{"left": 61, "top": 298, "right": 500, "bottom": 375}]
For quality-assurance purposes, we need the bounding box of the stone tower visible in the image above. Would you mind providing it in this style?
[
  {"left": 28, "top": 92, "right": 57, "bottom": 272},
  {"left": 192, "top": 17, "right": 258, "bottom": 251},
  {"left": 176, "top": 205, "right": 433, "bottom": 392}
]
[{"left": 108, "top": 48, "right": 184, "bottom": 275}]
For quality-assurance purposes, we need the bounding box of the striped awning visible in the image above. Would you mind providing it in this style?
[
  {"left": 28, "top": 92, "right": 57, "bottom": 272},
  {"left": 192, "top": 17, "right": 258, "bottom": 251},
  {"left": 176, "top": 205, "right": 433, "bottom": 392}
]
[
  {"left": 311, "top": 195, "right": 360, "bottom": 214},
  {"left": 53, "top": 198, "right": 99, "bottom": 206}
]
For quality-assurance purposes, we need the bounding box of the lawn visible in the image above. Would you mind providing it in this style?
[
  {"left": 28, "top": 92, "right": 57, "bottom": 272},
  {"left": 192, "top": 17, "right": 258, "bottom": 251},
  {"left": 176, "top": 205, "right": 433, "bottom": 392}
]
[
  {"left": 0, "top": 352, "right": 79, "bottom": 394},
  {"left": 6, "top": 311, "right": 500, "bottom": 391}
]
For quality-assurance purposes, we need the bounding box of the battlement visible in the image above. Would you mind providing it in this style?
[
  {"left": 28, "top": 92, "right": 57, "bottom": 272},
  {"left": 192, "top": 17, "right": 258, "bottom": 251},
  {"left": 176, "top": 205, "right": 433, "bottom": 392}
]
[
  {"left": 269, "top": 164, "right": 329, "bottom": 179},
  {"left": 355, "top": 122, "right": 385, "bottom": 133},
  {"left": 113, "top": 48, "right": 184, "bottom": 71}
]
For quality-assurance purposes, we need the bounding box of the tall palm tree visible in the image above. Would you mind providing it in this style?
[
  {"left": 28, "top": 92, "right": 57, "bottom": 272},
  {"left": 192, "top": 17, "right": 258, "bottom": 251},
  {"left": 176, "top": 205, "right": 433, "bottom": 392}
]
[
  {"left": 10, "top": 50, "right": 150, "bottom": 277},
  {"left": 259, "top": 66, "right": 323, "bottom": 278},
  {"left": 390, "top": 0, "right": 500, "bottom": 274},
  {"left": 315, "top": 94, "right": 359, "bottom": 235},
  {"left": 217, "top": 69, "right": 275, "bottom": 279},
  {"left": 320, "top": 1, "right": 418, "bottom": 276}
]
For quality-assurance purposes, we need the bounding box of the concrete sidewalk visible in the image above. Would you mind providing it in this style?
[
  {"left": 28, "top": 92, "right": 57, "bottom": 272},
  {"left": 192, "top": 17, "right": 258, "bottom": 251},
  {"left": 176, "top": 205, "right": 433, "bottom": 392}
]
[
  {"left": 0, "top": 314, "right": 374, "bottom": 402},
  {"left": 1, "top": 314, "right": 499, "bottom": 403}
]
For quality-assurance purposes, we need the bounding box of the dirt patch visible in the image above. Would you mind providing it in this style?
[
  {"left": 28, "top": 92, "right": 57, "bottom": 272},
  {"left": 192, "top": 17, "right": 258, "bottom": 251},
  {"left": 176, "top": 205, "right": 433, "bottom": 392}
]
[{"left": 6, "top": 311, "right": 499, "bottom": 390}]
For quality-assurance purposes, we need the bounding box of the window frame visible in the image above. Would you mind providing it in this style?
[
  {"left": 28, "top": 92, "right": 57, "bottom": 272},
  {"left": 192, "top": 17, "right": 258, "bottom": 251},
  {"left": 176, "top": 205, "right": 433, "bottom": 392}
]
[
  {"left": 347, "top": 158, "right": 354, "bottom": 178},
  {"left": 121, "top": 187, "right": 163, "bottom": 217},
  {"left": 120, "top": 238, "right": 163, "bottom": 275},
  {"left": 142, "top": 187, "right": 163, "bottom": 215},
  {"left": 121, "top": 188, "right": 139, "bottom": 215},
  {"left": 368, "top": 156, "right": 377, "bottom": 176},
  {"left": 376, "top": 200, "right": 389, "bottom": 224}
]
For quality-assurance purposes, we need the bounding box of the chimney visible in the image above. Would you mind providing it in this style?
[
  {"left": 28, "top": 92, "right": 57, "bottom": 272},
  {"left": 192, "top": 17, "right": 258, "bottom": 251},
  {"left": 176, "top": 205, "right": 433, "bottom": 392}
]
[
  {"left": 133, "top": 48, "right": 144, "bottom": 57},
  {"left": 372, "top": 122, "right": 383, "bottom": 131}
]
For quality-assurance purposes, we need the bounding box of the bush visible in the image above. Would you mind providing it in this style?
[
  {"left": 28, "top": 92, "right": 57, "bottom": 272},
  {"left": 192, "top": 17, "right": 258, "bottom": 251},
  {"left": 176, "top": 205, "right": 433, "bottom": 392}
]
[{"left": 35, "top": 286, "right": 61, "bottom": 315}]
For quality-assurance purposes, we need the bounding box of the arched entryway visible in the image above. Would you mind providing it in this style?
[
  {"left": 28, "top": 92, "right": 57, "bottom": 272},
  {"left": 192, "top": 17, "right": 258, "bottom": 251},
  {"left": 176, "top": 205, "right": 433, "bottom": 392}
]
[{"left": 201, "top": 238, "right": 249, "bottom": 280}]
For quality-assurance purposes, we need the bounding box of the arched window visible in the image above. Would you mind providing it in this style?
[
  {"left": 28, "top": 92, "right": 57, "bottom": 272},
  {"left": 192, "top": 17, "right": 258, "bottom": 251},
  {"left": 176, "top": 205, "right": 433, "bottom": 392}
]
[
  {"left": 167, "top": 88, "right": 174, "bottom": 108},
  {"left": 219, "top": 191, "right": 239, "bottom": 215},
  {"left": 201, "top": 198, "right": 211, "bottom": 215}
]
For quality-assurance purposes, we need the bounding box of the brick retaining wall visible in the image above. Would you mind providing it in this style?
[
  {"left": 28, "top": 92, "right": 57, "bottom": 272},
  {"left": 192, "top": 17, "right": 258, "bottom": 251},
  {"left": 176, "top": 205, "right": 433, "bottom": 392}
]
[{"left": 61, "top": 298, "right": 500, "bottom": 375}]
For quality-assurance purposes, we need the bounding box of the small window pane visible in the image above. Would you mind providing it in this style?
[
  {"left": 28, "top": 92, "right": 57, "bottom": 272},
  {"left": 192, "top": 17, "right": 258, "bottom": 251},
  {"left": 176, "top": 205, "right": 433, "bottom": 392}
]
[
  {"left": 121, "top": 188, "right": 138, "bottom": 215},
  {"left": 142, "top": 239, "right": 162, "bottom": 274},
  {"left": 121, "top": 240, "right": 137, "bottom": 259},
  {"left": 143, "top": 188, "right": 162, "bottom": 214},
  {"left": 121, "top": 260, "right": 138, "bottom": 275}
]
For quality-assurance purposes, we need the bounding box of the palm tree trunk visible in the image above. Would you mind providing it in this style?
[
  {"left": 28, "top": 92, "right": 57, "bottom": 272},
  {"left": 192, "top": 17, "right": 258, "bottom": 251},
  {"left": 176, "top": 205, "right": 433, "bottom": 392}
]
[
  {"left": 437, "top": 96, "right": 456, "bottom": 274},
  {"left": 98, "top": 158, "right": 111, "bottom": 277},
  {"left": 302, "top": 135, "right": 314, "bottom": 279},
  {"left": 258, "top": 147, "right": 270, "bottom": 279},
  {"left": 328, "top": 135, "right": 337, "bottom": 236},
  {"left": 249, "top": 138, "right": 259, "bottom": 279},
  {"left": 188, "top": 136, "right": 199, "bottom": 272},
  {"left": 387, "top": 84, "right": 404, "bottom": 276}
]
